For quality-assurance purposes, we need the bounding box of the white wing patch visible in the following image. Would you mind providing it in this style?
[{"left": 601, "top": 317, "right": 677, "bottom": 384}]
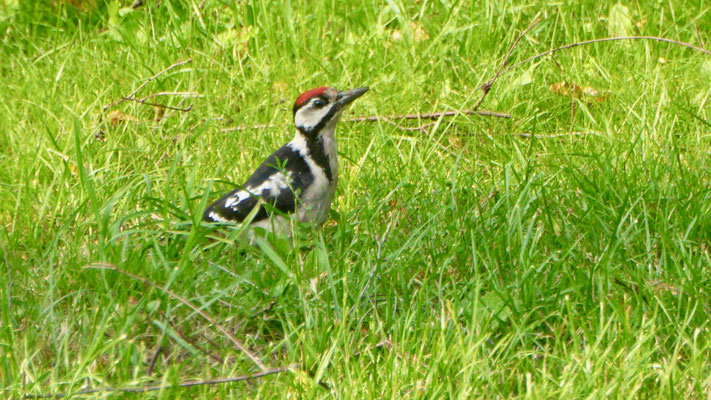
[
  {"left": 221, "top": 172, "right": 293, "bottom": 212},
  {"left": 248, "top": 171, "right": 291, "bottom": 194},
  {"left": 224, "top": 190, "right": 250, "bottom": 208},
  {"left": 208, "top": 211, "right": 231, "bottom": 223}
]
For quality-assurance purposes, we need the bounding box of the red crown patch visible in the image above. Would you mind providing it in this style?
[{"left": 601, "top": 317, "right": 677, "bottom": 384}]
[{"left": 294, "top": 87, "right": 328, "bottom": 107}]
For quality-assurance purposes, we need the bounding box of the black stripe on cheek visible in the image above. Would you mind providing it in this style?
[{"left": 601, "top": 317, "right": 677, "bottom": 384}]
[
  {"left": 298, "top": 104, "right": 337, "bottom": 181},
  {"left": 310, "top": 105, "right": 338, "bottom": 135}
]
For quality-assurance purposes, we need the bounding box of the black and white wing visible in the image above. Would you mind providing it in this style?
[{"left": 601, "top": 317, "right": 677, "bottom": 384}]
[{"left": 203, "top": 145, "right": 314, "bottom": 223}]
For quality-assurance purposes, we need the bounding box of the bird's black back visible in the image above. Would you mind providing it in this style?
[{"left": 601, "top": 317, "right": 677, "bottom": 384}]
[{"left": 202, "top": 144, "right": 315, "bottom": 223}]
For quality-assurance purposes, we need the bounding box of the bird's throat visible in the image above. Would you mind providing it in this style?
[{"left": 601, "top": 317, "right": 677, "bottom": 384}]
[{"left": 292, "top": 129, "right": 338, "bottom": 183}]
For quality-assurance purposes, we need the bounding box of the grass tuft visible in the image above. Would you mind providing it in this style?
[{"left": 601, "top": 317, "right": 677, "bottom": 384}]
[{"left": 1, "top": 0, "right": 710, "bottom": 398}]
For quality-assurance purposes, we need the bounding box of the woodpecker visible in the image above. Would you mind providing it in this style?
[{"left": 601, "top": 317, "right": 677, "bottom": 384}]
[{"left": 203, "top": 86, "right": 369, "bottom": 238}]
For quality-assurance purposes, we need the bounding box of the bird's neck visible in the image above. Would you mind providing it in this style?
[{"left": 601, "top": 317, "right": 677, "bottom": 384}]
[{"left": 292, "top": 127, "right": 338, "bottom": 183}]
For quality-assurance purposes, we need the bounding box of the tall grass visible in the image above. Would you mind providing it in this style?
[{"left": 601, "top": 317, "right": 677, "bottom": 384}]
[{"left": 1, "top": 0, "right": 710, "bottom": 398}]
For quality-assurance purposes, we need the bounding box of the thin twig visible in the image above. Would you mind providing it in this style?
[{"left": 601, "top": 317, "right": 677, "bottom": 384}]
[
  {"left": 379, "top": 118, "right": 439, "bottom": 132},
  {"left": 347, "top": 109, "right": 511, "bottom": 134},
  {"left": 121, "top": 58, "right": 192, "bottom": 101},
  {"left": 349, "top": 109, "right": 511, "bottom": 123},
  {"left": 501, "top": 36, "right": 711, "bottom": 77},
  {"left": 137, "top": 91, "right": 200, "bottom": 101},
  {"left": 121, "top": 96, "right": 194, "bottom": 112},
  {"left": 694, "top": 21, "right": 705, "bottom": 50},
  {"left": 167, "top": 318, "right": 225, "bottom": 364},
  {"left": 471, "top": 18, "right": 541, "bottom": 110},
  {"left": 22, "top": 365, "right": 296, "bottom": 399},
  {"left": 84, "top": 263, "right": 267, "bottom": 371},
  {"left": 219, "top": 108, "right": 511, "bottom": 133},
  {"left": 221, "top": 123, "right": 280, "bottom": 132},
  {"left": 219, "top": 38, "right": 711, "bottom": 137},
  {"left": 146, "top": 345, "right": 163, "bottom": 377},
  {"left": 103, "top": 58, "right": 192, "bottom": 112},
  {"left": 508, "top": 131, "right": 601, "bottom": 138},
  {"left": 467, "top": 109, "right": 512, "bottom": 118}
]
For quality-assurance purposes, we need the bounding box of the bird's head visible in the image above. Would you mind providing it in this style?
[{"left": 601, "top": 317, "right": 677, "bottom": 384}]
[{"left": 292, "top": 86, "right": 368, "bottom": 137}]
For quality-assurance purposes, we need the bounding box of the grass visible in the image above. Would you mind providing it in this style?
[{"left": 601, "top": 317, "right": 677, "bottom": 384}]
[{"left": 1, "top": 0, "right": 710, "bottom": 398}]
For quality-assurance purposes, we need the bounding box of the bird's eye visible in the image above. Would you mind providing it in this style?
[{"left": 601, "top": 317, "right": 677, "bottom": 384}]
[{"left": 313, "top": 99, "right": 325, "bottom": 108}]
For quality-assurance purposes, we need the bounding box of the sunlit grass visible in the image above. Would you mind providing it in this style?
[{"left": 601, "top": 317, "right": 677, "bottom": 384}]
[{"left": 1, "top": 0, "right": 710, "bottom": 398}]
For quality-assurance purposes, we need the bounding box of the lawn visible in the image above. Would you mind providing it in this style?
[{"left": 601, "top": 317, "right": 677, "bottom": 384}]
[{"left": 1, "top": 0, "right": 711, "bottom": 398}]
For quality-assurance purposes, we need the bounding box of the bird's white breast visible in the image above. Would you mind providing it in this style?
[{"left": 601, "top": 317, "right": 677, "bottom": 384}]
[{"left": 288, "top": 131, "right": 338, "bottom": 225}]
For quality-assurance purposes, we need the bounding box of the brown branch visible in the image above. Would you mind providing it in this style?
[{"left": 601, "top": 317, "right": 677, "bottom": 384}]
[
  {"left": 167, "top": 318, "right": 225, "bottom": 364},
  {"left": 345, "top": 109, "right": 510, "bottom": 134},
  {"left": 206, "top": 20, "right": 538, "bottom": 135},
  {"left": 393, "top": 121, "right": 439, "bottom": 132},
  {"left": 103, "top": 58, "right": 192, "bottom": 112},
  {"left": 694, "top": 21, "right": 705, "bottom": 50},
  {"left": 137, "top": 91, "right": 200, "bottom": 101},
  {"left": 146, "top": 345, "right": 163, "bottom": 377},
  {"left": 121, "top": 97, "right": 194, "bottom": 112},
  {"left": 501, "top": 36, "right": 711, "bottom": 77},
  {"left": 349, "top": 109, "right": 511, "bottom": 123},
  {"left": 471, "top": 18, "right": 541, "bottom": 110},
  {"left": 508, "top": 131, "right": 602, "bottom": 138},
  {"left": 22, "top": 365, "right": 295, "bottom": 399},
  {"left": 467, "top": 109, "right": 512, "bottom": 118},
  {"left": 377, "top": 118, "right": 438, "bottom": 133},
  {"left": 220, "top": 123, "right": 279, "bottom": 132},
  {"left": 219, "top": 109, "right": 511, "bottom": 133},
  {"left": 84, "top": 263, "right": 267, "bottom": 371}
]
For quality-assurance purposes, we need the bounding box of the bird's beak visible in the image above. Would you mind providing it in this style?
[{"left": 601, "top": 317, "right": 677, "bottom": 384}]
[{"left": 336, "top": 87, "right": 369, "bottom": 109}]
